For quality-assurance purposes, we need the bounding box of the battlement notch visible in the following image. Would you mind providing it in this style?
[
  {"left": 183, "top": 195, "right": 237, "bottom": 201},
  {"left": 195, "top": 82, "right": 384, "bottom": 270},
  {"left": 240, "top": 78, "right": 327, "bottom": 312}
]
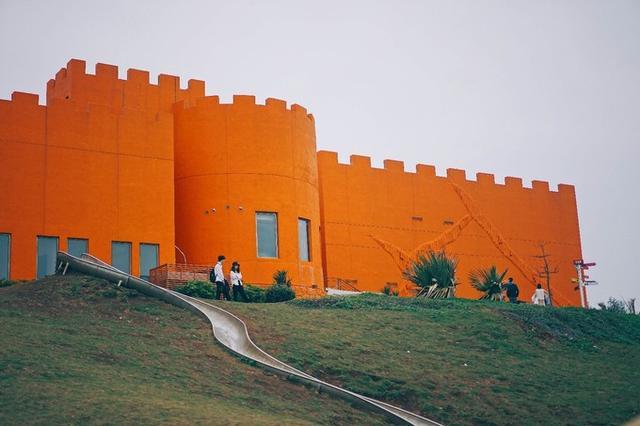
[
  {"left": 416, "top": 164, "right": 436, "bottom": 177},
  {"left": 476, "top": 172, "right": 495, "bottom": 185},
  {"left": 447, "top": 168, "right": 467, "bottom": 183},
  {"left": 350, "top": 154, "right": 372, "bottom": 169},
  {"left": 11, "top": 91, "right": 41, "bottom": 106},
  {"left": 384, "top": 159, "right": 405, "bottom": 173},
  {"left": 317, "top": 150, "right": 339, "bottom": 164}
]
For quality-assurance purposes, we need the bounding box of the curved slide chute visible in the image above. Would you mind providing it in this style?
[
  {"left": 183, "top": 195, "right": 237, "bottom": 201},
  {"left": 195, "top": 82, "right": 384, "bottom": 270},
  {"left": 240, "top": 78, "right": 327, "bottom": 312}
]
[{"left": 56, "top": 252, "right": 442, "bottom": 426}]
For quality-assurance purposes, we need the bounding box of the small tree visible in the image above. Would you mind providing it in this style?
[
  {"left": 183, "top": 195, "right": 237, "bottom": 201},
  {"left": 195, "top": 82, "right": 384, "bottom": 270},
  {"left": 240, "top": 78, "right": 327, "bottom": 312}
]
[
  {"left": 627, "top": 298, "right": 637, "bottom": 315},
  {"left": 598, "top": 297, "right": 638, "bottom": 315},
  {"left": 404, "top": 251, "right": 458, "bottom": 298},
  {"left": 469, "top": 266, "right": 507, "bottom": 301}
]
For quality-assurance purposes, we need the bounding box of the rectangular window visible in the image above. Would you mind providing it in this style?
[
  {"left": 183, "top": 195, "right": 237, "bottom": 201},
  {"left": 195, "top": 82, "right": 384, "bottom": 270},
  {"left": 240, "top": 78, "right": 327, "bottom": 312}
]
[
  {"left": 139, "top": 243, "right": 159, "bottom": 280},
  {"left": 0, "top": 233, "right": 10, "bottom": 280},
  {"left": 298, "top": 218, "right": 311, "bottom": 262},
  {"left": 37, "top": 236, "right": 59, "bottom": 279},
  {"left": 111, "top": 241, "right": 131, "bottom": 274},
  {"left": 256, "top": 212, "right": 278, "bottom": 258},
  {"left": 67, "top": 238, "right": 88, "bottom": 258}
]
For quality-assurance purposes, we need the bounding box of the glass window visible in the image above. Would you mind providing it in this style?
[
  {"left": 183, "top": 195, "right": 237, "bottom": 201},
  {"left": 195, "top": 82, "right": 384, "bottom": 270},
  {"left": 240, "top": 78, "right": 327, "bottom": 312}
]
[
  {"left": 139, "top": 243, "right": 159, "bottom": 280},
  {"left": 256, "top": 212, "right": 278, "bottom": 258},
  {"left": 0, "top": 233, "right": 10, "bottom": 280},
  {"left": 111, "top": 242, "right": 131, "bottom": 274},
  {"left": 37, "top": 236, "right": 58, "bottom": 279},
  {"left": 298, "top": 218, "right": 311, "bottom": 262},
  {"left": 68, "top": 238, "right": 88, "bottom": 258}
]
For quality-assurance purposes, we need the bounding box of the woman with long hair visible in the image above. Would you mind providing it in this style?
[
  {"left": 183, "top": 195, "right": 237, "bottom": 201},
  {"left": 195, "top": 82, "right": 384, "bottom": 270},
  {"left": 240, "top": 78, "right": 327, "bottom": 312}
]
[{"left": 230, "top": 261, "right": 248, "bottom": 302}]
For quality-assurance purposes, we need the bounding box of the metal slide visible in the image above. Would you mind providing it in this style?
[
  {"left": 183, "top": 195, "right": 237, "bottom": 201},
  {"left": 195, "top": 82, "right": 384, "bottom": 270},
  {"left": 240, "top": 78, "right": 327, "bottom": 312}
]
[{"left": 56, "top": 252, "right": 442, "bottom": 426}]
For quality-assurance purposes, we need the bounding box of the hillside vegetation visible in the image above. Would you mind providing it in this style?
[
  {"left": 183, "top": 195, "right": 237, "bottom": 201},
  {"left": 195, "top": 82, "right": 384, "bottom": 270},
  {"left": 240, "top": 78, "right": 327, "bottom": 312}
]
[
  {"left": 224, "top": 294, "right": 640, "bottom": 426},
  {"left": 0, "top": 274, "right": 388, "bottom": 425}
]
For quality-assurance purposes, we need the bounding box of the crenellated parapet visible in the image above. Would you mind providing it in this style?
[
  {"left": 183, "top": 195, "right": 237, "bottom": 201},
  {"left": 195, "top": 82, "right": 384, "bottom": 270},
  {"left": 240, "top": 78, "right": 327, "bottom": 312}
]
[
  {"left": 0, "top": 91, "right": 46, "bottom": 110},
  {"left": 0, "top": 92, "right": 47, "bottom": 144},
  {"left": 173, "top": 94, "right": 315, "bottom": 122},
  {"left": 317, "top": 150, "right": 575, "bottom": 196},
  {"left": 46, "top": 59, "right": 205, "bottom": 113}
]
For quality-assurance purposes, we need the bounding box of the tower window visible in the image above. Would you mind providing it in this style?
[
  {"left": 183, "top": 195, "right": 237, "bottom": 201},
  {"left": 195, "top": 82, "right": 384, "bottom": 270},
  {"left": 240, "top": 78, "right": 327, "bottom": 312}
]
[{"left": 256, "top": 212, "right": 278, "bottom": 258}]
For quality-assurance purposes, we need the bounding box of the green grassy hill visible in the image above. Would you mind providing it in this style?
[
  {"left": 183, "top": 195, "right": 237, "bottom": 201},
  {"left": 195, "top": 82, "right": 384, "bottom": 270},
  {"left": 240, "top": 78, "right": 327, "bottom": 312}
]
[
  {"left": 223, "top": 294, "right": 640, "bottom": 426},
  {"left": 2, "top": 274, "right": 639, "bottom": 425},
  {"left": 0, "top": 275, "right": 388, "bottom": 425}
]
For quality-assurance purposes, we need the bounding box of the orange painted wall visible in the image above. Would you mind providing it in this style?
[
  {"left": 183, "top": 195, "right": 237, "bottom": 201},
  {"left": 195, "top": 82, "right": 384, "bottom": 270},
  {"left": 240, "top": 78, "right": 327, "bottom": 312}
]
[
  {"left": 1, "top": 59, "right": 584, "bottom": 305},
  {"left": 0, "top": 59, "right": 181, "bottom": 278},
  {"left": 317, "top": 151, "right": 583, "bottom": 306},
  {"left": 173, "top": 96, "right": 324, "bottom": 292}
]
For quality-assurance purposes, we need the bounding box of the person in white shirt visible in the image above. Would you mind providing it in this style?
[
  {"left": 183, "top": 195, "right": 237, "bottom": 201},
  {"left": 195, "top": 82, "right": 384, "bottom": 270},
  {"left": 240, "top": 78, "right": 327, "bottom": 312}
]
[
  {"left": 230, "top": 261, "right": 247, "bottom": 302},
  {"left": 531, "top": 283, "right": 549, "bottom": 306},
  {"left": 212, "top": 255, "right": 230, "bottom": 300}
]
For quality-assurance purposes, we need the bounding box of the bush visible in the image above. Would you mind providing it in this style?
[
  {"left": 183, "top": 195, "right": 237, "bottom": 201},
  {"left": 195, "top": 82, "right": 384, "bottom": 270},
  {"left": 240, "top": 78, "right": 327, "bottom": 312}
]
[
  {"left": 469, "top": 265, "right": 507, "bottom": 301},
  {"left": 265, "top": 284, "right": 296, "bottom": 303},
  {"left": 382, "top": 285, "right": 399, "bottom": 296},
  {"left": 244, "top": 284, "right": 266, "bottom": 303},
  {"left": 0, "top": 279, "right": 16, "bottom": 288},
  {"left": 101, "top": 288, "right": 118, "bottom": 298},
  {"left": 403, "top": 251, "right": 458, "bottom": 298},
  {"left": 175, "top": 280, "right": 215, "bottom": 299},
  {"left": 272, "top": 270, "right": 292, "bottom": 287},
  {"left": 598, "top": 297, "right": 637, "bottom": 315}
]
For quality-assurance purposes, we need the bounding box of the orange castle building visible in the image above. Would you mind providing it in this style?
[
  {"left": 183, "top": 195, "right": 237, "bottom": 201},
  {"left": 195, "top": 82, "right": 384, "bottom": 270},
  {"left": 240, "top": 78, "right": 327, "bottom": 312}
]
[{"left": 0, "top": 59, "right": 584, "bottom": 305}]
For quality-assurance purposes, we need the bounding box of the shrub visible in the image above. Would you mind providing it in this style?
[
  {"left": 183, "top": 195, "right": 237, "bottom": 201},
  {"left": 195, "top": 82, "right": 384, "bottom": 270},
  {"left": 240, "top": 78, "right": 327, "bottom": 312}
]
[
  {"left": 0, "top": 279, "right": 16, "bottom": 288},
  {"left": 403, "top": 251, "right": 458, "bottom": 298},
  {"left": 469, "top": 265, "right": 507, "bottom": 301},
  {"left": 101, "top": 288, "right": 118, "bottom": 298},
  {"left": 598, "top": 297, "right": 637, "bottom": 315},
  {"left": 265, "top": 284, "right": 296, "bottom": 303},
  {"left": 244, "top": 284, "right": 266, "bottom": 303},
  {"left": 175, "top": 280, "right": 215, "bottom": 299},
  {"left": 382, "top": 285, "right": 399, "bottom": 296},
  {"left": 272, "top": 270, "right": 292, "bottom": 287}
]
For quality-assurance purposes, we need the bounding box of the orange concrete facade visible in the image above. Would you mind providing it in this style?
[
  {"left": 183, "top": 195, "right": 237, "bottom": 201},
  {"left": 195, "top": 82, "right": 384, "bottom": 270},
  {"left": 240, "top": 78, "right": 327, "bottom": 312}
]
[
  {"left": 317, "top": 153, "right": 583, "bottom": 306},
  {"left": 0, "top": 59, "right": 583, "bottom": 305},
  {"left": 173, "top": 95, "right": 323, "bottom": 293}
]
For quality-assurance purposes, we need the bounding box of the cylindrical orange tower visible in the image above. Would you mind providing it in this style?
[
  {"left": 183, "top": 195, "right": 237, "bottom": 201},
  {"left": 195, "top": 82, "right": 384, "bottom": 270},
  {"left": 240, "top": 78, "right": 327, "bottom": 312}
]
[{"left": 173, "top": 95, "right": 323, "bottom": 295}]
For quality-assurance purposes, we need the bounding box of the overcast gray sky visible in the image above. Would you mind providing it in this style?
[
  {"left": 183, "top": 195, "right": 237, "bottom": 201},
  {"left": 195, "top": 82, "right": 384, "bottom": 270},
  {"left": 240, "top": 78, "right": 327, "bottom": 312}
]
[{"left": 1, "top": 0, "right": 638, "bottom": 306}]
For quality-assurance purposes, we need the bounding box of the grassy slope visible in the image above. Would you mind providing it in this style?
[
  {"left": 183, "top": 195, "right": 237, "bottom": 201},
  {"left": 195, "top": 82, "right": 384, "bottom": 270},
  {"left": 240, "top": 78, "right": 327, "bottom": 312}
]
[
  {"left": 0, "top": 274, "right": 388, "bottom": 425},
  {"left": 223, "top": 295, "right": 640, "bottom": 426}
]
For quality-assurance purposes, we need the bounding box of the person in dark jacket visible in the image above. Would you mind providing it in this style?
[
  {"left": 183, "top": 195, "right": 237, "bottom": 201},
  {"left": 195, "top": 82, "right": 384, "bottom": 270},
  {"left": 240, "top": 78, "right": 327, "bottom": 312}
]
[
  {"left": 504, "top": 277, "right": 519, "bottom": 303},
  {"left": 212, "top": 255, "right": 231, "bottom": 300}
]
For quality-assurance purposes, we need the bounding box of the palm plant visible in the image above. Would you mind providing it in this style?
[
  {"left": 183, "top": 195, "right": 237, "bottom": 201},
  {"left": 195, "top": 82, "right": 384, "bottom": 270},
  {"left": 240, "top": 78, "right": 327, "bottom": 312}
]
[
  {"left": 403, "top": 251, "right": 458, "bottom": 298},
  {"left": 469, "top": 266, "right": 507, "bottom": 301},
  {"left": 272, "top": 270, "right": 292, "bottom": 287}
]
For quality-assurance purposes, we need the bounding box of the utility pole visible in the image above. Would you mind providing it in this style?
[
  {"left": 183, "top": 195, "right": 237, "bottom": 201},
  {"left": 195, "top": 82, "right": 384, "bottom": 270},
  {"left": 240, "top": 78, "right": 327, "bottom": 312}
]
[{"left": 534, "top": 242, "right": 558, "bottom": 306}]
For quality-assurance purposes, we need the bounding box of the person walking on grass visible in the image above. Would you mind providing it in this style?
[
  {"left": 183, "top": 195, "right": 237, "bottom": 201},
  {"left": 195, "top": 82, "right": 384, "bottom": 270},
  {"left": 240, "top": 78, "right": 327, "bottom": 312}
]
[
  {"left": 504, "top": 277, "right": 520, "bottom": 303},
  {"left": 213, "top": 255, "right": 231, "bottom": 301},
  {"left": 230, "top": 261, "right": 248, "bottom": 302},
  {"left": 531, "top": 283, "right": 549, "bottom": 306}
]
